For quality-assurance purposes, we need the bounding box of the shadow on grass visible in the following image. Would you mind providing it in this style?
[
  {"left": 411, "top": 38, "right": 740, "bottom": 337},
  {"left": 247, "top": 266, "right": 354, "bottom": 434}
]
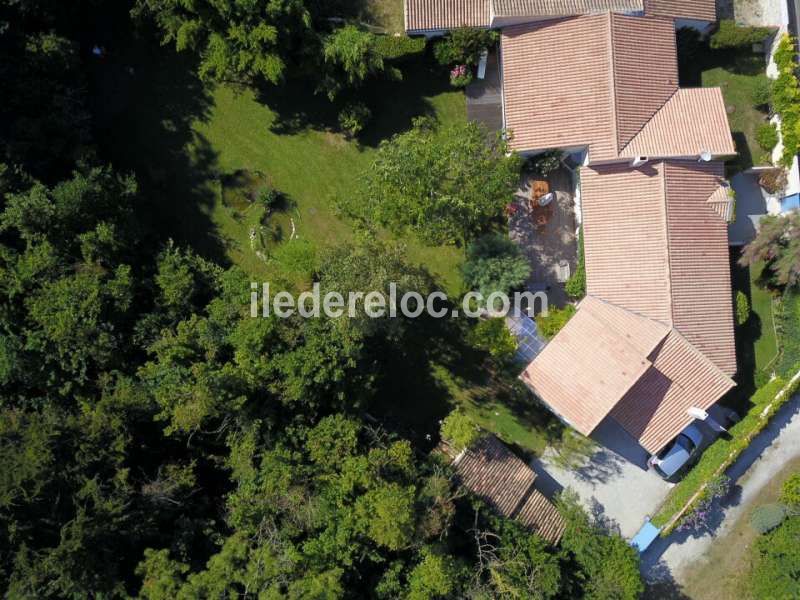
[
  {"left": 726, "top": 248, "right": 759, "bottom": 414},
  {"left": 87, "top": 23, "right": 227, "bottom": 265},
  {"left": 369, "top": 307, "right": 558, "bottom": 453},
  {"left": 254, "top": 49, "right": 454, "bottom": 147}
]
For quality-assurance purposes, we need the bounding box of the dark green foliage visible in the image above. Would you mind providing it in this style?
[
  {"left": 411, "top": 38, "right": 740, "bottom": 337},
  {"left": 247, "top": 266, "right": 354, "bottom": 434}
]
[
  {"left": 536, "top": 305, "right": 576, "bottom": 340},
  {"left": 776, "top": 291, "right": 800, "bottom": 376},
  {"left": 320, "top": 26, "right": 393, "bottom": 100},
  {"left": 462, "top": 233, "right": 531, "bottom": 300},
  {"left": 750, "top": 503, "right": 788, "bottom": 534},
  {"left": 749, "top": 516, "right": 800, "bottom": 598},
  {"left": 558, "top": 493, "right": 644, "bottom": 600},
  {"left": 565, "top": 228, "right": 586, "bottom": 299},
  {"left": 374, "top": 35, "right": 426, "bottom": 60},
  {"left": 433, "top": 27, "right": 499, "bottom": 66},
  {"left": 737, "top": 290, "right": 751, "bottom": 326},
  {"left": 756, "top": 122, "right": 779, "bottom": 152},
  {"left": 470, "top": 317, "right": 518, "bottom": 361},
  {"left": 710, "top": 20, "right": 775, "bottom": 50},
  {"left": 338, "top": 102, "right": 372, "bottom": 137},
  {"left": 525, "top": 151, "right": 562, "bottom": 177},
  {"left": 133, "top": 0, "right": 314, "bottom": 84}
]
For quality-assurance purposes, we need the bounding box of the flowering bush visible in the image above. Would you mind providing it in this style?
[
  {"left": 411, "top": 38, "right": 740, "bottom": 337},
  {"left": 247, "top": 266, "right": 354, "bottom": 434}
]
[
  {"left": 449, "top": 64, "right": 472, "bottom": 88},
  {"left": 677, "top": 475, "right": 731, "bottom": 533}
]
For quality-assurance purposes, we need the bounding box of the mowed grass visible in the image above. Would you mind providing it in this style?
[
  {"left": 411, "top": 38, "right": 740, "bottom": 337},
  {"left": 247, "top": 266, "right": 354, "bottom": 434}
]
[
  {"left": 750, "top": 262, "right": 779, "bottom": 372},
  {"left": 366, "top": 0, "right": 405, "bottom": 33},
  {"left": 189, "top": 61, "right": 467, "bottom": 292},
  {"left": 701, "top": 51, "right": 772, "bottom": 172}
]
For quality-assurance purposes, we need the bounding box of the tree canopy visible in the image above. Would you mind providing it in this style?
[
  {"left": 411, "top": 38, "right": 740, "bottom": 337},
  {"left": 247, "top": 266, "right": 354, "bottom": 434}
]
[
  {"left": 739, "top": 211, "right": 800, "bottom": 289},
  {"left": 354, "top": 118, "right": 521, "bottom": 244}
]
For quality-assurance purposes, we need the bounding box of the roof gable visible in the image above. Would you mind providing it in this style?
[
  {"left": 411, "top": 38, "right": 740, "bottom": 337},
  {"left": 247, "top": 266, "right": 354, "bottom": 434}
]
[{"left": 521, "top": 296, "right": 669, "bottom": 434}]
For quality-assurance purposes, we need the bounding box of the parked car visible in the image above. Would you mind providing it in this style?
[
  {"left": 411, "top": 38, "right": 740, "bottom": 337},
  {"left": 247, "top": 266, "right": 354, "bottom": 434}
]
[{"left": 648, "top": 423, "right": 704, "bottom": 482}]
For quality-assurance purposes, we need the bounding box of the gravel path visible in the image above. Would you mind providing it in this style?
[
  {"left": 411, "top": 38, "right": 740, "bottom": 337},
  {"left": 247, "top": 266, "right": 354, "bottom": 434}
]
[{"left": 641, "top": 391, "right": 800, "bottom": 585}]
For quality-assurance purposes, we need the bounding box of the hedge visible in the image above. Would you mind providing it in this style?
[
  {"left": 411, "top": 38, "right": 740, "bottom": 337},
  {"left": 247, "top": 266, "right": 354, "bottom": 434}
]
[
  {"left": 772, "top": 35, "right": 800, "bottom": 167},
  {"left": 374, "top": 35, "right": 426, "bottom": 60},
  {"left": 653, "top": 371, "right": 800, "bottom": 533},
  {"left": 710, "top": 20, "right": 775, "bottom": 50}
]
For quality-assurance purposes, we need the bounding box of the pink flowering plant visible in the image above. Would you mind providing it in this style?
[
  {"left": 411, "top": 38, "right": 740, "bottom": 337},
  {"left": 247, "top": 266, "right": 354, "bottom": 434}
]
[{"left": 450, "top": 64, "right": 473, "bottom": 88}]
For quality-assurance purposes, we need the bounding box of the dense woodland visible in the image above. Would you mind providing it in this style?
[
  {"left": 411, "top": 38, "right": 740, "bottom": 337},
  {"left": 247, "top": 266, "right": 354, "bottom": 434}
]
[{"left": 0, "top": 1, "right": 643, "bottom": 597}]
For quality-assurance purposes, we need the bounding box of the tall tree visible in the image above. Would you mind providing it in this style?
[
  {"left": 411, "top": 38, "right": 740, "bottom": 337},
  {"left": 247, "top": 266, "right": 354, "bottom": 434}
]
[
  {"left": 134, "top": 0, "right": 314, "bottom": 84},
  {"left": 739, "top": 212, "right": 800, "bottom": 288}
]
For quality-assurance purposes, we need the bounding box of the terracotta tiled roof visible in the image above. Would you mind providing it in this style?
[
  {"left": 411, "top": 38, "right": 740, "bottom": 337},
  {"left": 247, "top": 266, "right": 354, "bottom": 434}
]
[
  {"left": 452, "top": 436, "right": 565, "bottom": 543},
  {"left": 707, "top": 181, "right": 735, "bottom": 222},
  {"left": 663, "top": 161, "right": 737, "bottom": 376},
  {"left": 620, "top": 89, "right": 737, "bottom": 158},
  {"left": 610, "top": 330, "right": 735, "bottom": 453},
  {"left": 515, "top": 487, "right": 567, "bottom": 542},
  {"left": 645, "top": 0, "right": 716, "bottom": 22},
  {"left": 523, "top": 161, "right": 737, "bottom": 454},
  {"left": 404, "top": 0, "right": 491, "bottom": 32},
  {"left": 493, "top": 0, "right": 643, "bottom": 17},
  {"left": 581, "top": 162, "right": 672, "bottom": 322},
  {"left": 581, "top": 160, "right": 736, "bottom": 376},
  {"left": 502, "top": 14, "right": 618, "bottom": 160},
  {"left": 454, "top": 435, "right": 537, "bottom": 517},
  {"left": 501, "top": 14, "right": 706, "bottom": 160},
  {"left": 521, "top": 297, "right": 669, "bottom": 434}
]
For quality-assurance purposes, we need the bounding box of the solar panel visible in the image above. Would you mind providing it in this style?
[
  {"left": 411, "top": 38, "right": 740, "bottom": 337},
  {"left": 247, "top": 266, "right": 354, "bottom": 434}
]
[{"left": 506, "top": 315, "right": 547, "bottom": 363}]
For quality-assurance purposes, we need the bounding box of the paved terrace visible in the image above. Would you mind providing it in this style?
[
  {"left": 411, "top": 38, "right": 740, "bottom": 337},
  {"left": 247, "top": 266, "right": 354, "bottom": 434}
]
[
  {"left": 466, "top": 51, "right": 503, "bottom": 133},
  {"left": 508, "top": 166, "right": 578, "bottom": 308}
]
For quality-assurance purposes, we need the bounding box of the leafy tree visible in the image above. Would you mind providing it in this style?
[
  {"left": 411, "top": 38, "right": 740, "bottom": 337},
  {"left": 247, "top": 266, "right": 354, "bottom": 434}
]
[
  {"left": 134, "top": 0, "right": 313, "bottom": 84},
  {"left": 320, "top": 26, "right": 392, "bottom": 100},
  {"left": 536, "top": 305, "right": 576, "bottom": 340},
  {"left": 338, "top": 102, "right": 372, "bottom": 138},
  {"left": 739, "top": 212, "right": 800, "bottom": 289},
  {"left": 407, "top": 548, "right": 461, "bottom": 599},
  {"left": 462, "top": 233, "right": 531, "bottom": 301},
  {"left": 355, "top": 118, "right": 521, "bottom": 244},
  {"left": 434, "top": 28, "right": 499, "bottom": 66},
  {"left": 440, "top": 410, "right": 480, "bottom": 452},
  {"left": 470, "top": 317, "right": 518, "bottom": 361},
  {"left": 558, "top": 492, "right": 644, "bottom": 600}
]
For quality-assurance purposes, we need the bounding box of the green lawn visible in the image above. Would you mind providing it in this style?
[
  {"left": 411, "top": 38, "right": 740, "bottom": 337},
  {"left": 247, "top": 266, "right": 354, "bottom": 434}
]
[
  {"left": 700, "top": 50, "right": 772, "bottom": 172},
  {"left": 187, "top": 58, "right": 468, "bottom": 293},
  {"left": 729, "top": 251, "right": 779, "bottom": 409},
  {"left": 750, "top": 261, "right": 779, "bottom": 373},
  {"left": 366, "top": 0, "right": 405, "bottom": 34}
]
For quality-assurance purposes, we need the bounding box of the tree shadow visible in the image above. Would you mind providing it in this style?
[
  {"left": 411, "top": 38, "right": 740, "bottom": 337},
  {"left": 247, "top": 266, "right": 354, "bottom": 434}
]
[
  {"left": 86, "top": 21, "right": 227, "bottom": 265},
  {"left": 644, "top": 560, "right": 692, "bottom": 600},
  {"left": 725, "top": 248, "right": 759, "bottom": 414},
  {"left": 253, "top": 48, "right": 454, "bottom": 147}
]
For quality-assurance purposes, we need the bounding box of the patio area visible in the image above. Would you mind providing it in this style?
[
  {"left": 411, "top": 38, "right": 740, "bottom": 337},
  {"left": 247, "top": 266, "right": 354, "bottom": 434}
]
[{"left": 508, "top": 166, "right": 579, "bottom": 308}]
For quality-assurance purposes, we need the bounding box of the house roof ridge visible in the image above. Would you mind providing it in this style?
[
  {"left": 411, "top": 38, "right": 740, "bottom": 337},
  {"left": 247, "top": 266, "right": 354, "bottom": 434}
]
[
  {"left": 607, "top": 11, "right": 621, "bottom": 158},
  {"left": 659, "top": 161, "right": 676, "bottom": 328},
  {"left": 617, "top": 87, "right": 680, "bottom": 156}
]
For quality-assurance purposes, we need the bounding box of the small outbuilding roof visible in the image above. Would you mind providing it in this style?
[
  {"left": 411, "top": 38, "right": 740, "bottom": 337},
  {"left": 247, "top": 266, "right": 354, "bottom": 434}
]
[{"left": 450, "top": 436, "right": 566, "bottom": 543}]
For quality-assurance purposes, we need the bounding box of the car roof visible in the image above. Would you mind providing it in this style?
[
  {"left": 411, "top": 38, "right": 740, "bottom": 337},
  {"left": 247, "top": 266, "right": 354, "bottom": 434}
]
[
  {"left": 658, "top": 440, "right": 691, "bottom": 477},
  {"left": 681, "top": 423, "right": 704, "bottom": 447}
]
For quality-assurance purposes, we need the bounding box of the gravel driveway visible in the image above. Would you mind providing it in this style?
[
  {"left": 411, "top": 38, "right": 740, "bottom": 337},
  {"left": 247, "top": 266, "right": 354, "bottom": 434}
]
[{"left": 641, "top": 392, "right": 800, "bottom": 585}]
